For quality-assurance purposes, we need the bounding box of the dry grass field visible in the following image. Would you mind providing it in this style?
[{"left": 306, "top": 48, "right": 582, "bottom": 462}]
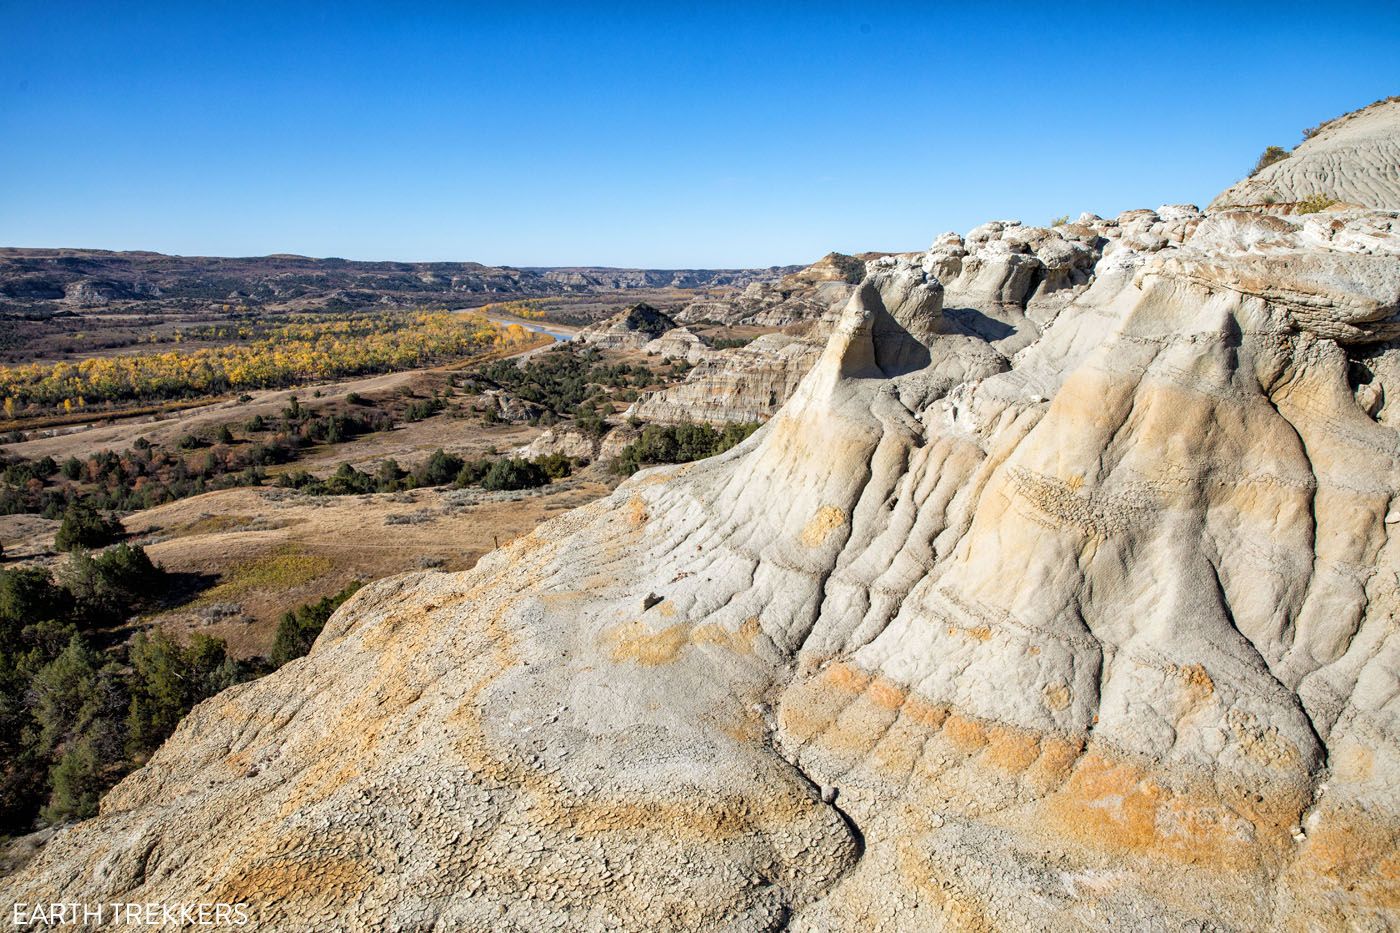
[{"left": 2, "top": 473, "right": 617, "bottom": 658}]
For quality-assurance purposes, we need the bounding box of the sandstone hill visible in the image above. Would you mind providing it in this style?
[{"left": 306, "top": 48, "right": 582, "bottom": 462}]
[
  {"left": 1210, "top": 96, "right": 1400, "bottom": 213},
  {"left": 574, "top": 302, "right": 680, "bottom": 350},
  {"left": 630, "top": 209, "right": 1185, "bottom": 426},
  {"left": 6, "top": 130, "right": 1400, "bottom": 930}
]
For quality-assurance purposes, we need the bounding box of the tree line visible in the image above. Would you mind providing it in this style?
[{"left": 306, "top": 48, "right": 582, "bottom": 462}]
[
  {"left": 0, "top": 311, "right": 534, "bottom": 415},
  {"left": 0, "top": 546, "right": 361, "bottom": 836},
  {"left": 612, "top": 421, "right": 760, "bottom": 475},
  {"left": 0, "top": 392, "right": 439, "bottom": 518},
  {"left": 276, "top": 448, "right": 573, "bottom": 496}
]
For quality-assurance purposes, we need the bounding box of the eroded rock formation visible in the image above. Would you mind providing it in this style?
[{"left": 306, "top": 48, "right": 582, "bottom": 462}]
[
  {"left": 673, "top": 252, "right": 869, "bottom": 329},
  {"left": 640, "top": 326, "right": 715, "bottom": 365},
  {"left": 633, "top": 207, "right": 1202, "bottom": 426},
  {"left": 1210, "top": 97, "right": 1400, "bottom": 213},
  {"left": 7, "top": 123, "right": 1400, "bottom": 927},
  {"left": 627, "top": 332, "right": 822, "bottom": 425},
  {"left": 575, "top": 302, "right": 680, "bottom": 350}
]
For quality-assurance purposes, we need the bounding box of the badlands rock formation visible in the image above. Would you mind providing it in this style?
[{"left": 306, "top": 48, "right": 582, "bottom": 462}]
[
  {"left": 575, "top": 302, "right": 680, "bottom": 350},
  {"left": 537, "top": 266, "right": 799, "bottom": 292},
  {"left": 8, "top": 204, "right": 1399, "bottom": 931},
  {"left": 623, "top": 253, "right": 873, "bottom": 425},
  {"left": 674, "top": 252, "right": 867, "bottom": 328},
  {"left": 640, "top": 326, "right": 714, "bottom": 365},
  {"left": 634, "top": 209, "right": 1198, "bottom": 425},
  {"left": 1210, "top": 96, "right": 1400, "bottom": 212},
  {"left": 628, "top": 332, "right": 823, "bottom": 425},
  {"left": 516, "top": 426, "right": 603, "bottom": 462},
  {"left": 0, "top": 252, "right": 799, "bottom": 314},
  {"left": 9, "top": 112, "right": 1400, "bottom": 927}
]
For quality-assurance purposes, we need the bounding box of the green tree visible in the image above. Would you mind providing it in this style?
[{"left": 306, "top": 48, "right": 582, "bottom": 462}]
[
  {"left": 374, "top": 459, "right": 403, "bottom": 491},
  {"left": 54, "top": 504, "right": 123, "bottom": 552},
  {"left": 0, "top": 634, "right": 48, "bottom": 830},
  {"left": 28, "top": 638, "right": 127, "bottom": 825},
  {"left": 613, "top": 421, "right": 760, "bottom": 475},
  {"left": 534, "top": 453, "right": 573, "bottom": 480},
  {"left": 42, "top": 734, "right": 104, "bottom": 823},
  {"left": 1250, "top": 145, "right": 1290, "bottom": 176},
  {"left": 269, "top": 583, "right": 363, "bottom": 668},
  {"left": 126, "top": 631, "right": 238, "bottom": 759},
  {"left": 28, "top": 636, "right": 106, "bottom": 756},
  {"left": 325, "top": 462, "right": 374, "bottom": 495},
  {"left": 481, "top": 458, "right": 548, "bottom": 491},
  {"left": 0, "top": 567, "right": 69, "bottom": 632},
  {"left": 414, "top": 449, "right": 464, "bottom": 487},
  {"left": 60, "top": 544, "right": 164, "bottom": 628}
]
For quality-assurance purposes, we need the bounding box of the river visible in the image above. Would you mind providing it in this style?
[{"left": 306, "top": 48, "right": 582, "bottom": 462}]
[{"left": 482, "top": 315, "right": 576, "bottom": 344}]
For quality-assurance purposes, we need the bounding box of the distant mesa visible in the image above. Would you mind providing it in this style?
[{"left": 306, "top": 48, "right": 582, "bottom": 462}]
[{"left": 0, "top": 250, "right": 802, "bottom": 315}]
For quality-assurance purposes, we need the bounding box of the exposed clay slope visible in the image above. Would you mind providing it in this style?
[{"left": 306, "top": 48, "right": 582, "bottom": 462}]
[
  {"left": 574, "top": 302, "right": 679, "bottom": 349},
  {"left": 5, "top": 208, "right": 1400, "bottom": 930},
  {"left": 1210, "top": 97, "right": 1400, "bottom": 212},
  {"left": 628, "top": 332, "right": 822, "bottom": 424},
  {"left": 631, "top": 208, "right": 1195, "bottom": 425}
]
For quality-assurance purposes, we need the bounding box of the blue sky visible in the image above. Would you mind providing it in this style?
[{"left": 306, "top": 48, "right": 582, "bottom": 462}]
[{"left": 1, "top": 2, "right": 1397, "bottom": 267}]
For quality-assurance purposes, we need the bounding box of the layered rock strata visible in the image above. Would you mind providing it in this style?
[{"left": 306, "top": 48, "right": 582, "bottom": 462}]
[
  {"left": 1210, "top": 97, "right": 1400, "bottom": 213},
  {"left": 574, "top": 303, "right": 679, "bottom": 350},
  {"left": 6, "top": 204, "right": 1399, "bottom": 930}
]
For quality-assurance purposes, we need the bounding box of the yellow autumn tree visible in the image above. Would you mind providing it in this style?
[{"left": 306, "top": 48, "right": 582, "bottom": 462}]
[{"left": 0, "top": 310, "right": 534, "bottom": 413}]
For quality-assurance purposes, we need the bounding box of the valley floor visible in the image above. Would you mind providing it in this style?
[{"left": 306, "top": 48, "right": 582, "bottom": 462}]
[{"left": 124, "top": 474, "right": 616, "bottom": 657}]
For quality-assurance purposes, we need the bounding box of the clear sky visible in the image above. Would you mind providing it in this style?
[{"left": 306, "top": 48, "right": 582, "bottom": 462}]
[{"left": 2, "top": 2, "right": 1397, "bottom": 268}]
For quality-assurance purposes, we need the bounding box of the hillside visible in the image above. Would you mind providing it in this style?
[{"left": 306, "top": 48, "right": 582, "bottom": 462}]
[
  {"left": 1210, "top": 96, "right": 1400, "bottom": 212},
  {"left": 0, "top": 248, "right": 799, "bottom": 314}
]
